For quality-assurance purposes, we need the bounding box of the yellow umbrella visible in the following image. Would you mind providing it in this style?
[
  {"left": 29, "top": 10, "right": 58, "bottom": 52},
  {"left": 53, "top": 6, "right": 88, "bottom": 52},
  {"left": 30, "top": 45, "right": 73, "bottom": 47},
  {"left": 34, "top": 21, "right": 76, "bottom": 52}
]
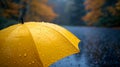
[{"left": 0, "top": 22, "right": 80, "bottom": 67}]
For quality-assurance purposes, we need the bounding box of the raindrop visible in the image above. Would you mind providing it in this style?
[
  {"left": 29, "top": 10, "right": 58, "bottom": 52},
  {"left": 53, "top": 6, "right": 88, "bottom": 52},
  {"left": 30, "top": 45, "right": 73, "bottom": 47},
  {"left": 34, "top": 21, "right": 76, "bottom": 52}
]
[
  {"left": 54, "top": 65, "right": 56, "bottom": 67},
  {"left": 32, "top": 61, "right": 35, "bottom": 64},
  {"left": 20, "top": 60, "right": 23, "bottom": 62},
  {"left": 18, "top": 43, "right": 21, "bottom": 45},
  {"left": 70, "top": 63, "right": 73, "bottom": 66},
  {"left": 59, "top": 62, "right": 61, "bottom": 64},
  {"left": 1, "top": 48, "right": 4, "bottom": 50},
  {"left": 8, "top": 62, "right": 10, "bottom": 64},
  {"left": 67, "top": 56, "right": 70, "bottom": 59},
  {"left": 29, "top": 62, "right": 31, "bottom": 65},
  {"left": 24, "top": 53, "right": 27, "bottom": 57},
  {"left": 19, "top": 54, "right": 22, "bottom": 57},
  {"left": 7, "top": 56, "right": 10, "bottom": 59},
  {"left": 78, "top": 64, "right": 80, "bottom": 67},
  {"left": 42, "top": 54, "right": 44, "bottom": 57},
  {"left": 14, "top": 62, "right": 16, "bottom": 64}
]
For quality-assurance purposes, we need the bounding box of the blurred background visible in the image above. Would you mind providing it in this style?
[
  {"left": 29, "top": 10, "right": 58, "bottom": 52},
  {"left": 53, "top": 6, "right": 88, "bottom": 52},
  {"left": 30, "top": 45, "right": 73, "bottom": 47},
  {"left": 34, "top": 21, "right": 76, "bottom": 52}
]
[
  {"left": 0, "top": 0, "right": 120, "bottom": 67},
  {"left": 0, "top": 0, "right": 120, "bottom": 29}
]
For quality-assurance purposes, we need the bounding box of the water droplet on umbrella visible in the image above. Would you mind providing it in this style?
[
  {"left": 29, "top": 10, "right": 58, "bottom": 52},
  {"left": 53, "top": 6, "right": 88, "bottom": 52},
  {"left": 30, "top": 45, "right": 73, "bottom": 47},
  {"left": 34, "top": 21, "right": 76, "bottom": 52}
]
[
  {"left": 24, "top": 53, "right": 27, "bottom": 57},
  {"left": 1, "top": 48, "right": 4, "bottom": 50},
  {"left": 42, "top": 54, "right": 45, "bottom": 57},
  {"left": 14, "top": 62, "right": 16, "bottom": 64},
  {"left": 19, "top": 43, "right": 21, "bottom": 45},
  {"left": 32, "top": 61, "right": 35, "bottom": 64},
  {"left": 29, "top": 62, "right": 31, "bottom": 65},
  {"left": 20, "top": 60, "right": 23, "bottom": 62},
  {"left": 8, "top": 62, "right": 10, "bottom": 64},
  {"left": 7, "top": 56, "right": 10, "bottom": 59},
  {"left": 19, "top": 54, "right": 22, "bottom": 57}
]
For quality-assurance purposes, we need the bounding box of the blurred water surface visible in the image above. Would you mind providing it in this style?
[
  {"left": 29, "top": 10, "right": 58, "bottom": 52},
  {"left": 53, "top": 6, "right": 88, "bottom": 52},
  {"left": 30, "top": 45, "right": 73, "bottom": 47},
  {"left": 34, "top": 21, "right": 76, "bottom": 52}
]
[{"left": 50, "top": 26, "right": 120, "bottom": 67}]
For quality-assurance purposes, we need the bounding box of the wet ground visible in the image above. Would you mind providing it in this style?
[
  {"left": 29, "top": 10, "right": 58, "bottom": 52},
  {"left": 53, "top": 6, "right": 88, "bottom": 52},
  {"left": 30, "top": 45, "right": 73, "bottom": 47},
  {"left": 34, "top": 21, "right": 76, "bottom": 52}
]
[{"left": 50, "top": 26, "right": 120, "bottom": 67}]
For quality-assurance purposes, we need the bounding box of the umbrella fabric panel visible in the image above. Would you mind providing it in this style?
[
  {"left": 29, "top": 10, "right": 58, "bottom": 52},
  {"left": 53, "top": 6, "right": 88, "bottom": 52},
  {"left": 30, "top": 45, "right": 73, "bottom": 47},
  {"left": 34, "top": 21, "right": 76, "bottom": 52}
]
[
  {"left": 40, "top": 23, "right": 80, "bottom": 50},
  {"left": 25, "top": 22, "right": 80, "bottom": 67},
  {"left": 0, "top": 24, "right": 43, "bottom": 67}
]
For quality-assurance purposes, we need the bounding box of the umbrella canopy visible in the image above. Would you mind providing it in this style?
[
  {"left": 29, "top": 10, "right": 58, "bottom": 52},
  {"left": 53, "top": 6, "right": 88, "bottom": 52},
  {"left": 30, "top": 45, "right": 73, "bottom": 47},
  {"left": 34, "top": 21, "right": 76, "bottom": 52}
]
[{"left": 0, "top": 22, "right": 80, "bottom": 67}]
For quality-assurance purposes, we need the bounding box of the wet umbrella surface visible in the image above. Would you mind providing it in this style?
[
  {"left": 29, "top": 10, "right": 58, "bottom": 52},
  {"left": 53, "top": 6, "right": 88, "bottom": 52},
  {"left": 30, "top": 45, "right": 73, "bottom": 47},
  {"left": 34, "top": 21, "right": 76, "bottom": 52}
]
[
  {"left": 0, "top": 22, "right": 80, "bottom": 67},
  {"left": 51, "top": 26, "right": 120, "bottom": 67}
]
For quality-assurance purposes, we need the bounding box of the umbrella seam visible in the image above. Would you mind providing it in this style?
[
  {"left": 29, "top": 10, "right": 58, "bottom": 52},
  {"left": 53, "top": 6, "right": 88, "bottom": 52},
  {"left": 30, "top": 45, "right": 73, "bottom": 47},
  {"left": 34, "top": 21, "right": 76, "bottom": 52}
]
[
  {"left": 40, "top": 24, "right": 80, "bottom": 51},
  {"left": 23, "top": 24, "right": 44, "bottom": 67}
]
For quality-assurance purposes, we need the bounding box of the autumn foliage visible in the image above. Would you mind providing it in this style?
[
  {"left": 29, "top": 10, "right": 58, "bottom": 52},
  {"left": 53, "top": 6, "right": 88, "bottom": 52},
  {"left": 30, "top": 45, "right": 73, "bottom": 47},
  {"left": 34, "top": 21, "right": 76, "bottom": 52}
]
[
  {"left": 82, "top": 0, "right": 105, "bottom": 25},
  {"left": 106, "top": 0, "right": 120, "bottom": 16},
  {"left": 0, "top": 0, "right": 57, "bottom": 22},
  {"left": 0, "top": 0, "right": 21, "bottom": 18},
  {"left": 25, "top": 0, "right": 57, "bottom": 22},
  {"left": 83, "top": 0, "right": 120, "bottom": 26}
]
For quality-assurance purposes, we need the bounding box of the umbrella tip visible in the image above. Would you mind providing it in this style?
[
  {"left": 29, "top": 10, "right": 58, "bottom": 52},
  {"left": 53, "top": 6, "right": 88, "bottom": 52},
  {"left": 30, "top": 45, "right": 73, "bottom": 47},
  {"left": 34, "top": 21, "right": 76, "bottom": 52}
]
[{"left": 20, "top": 17, "right": 24, "bottom": 24}]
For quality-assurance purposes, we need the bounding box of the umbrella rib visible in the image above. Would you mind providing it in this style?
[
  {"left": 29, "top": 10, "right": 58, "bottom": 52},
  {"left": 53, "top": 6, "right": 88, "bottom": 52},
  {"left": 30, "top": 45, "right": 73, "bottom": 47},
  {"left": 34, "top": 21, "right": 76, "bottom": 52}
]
[
  {"left": 40, "top": 24, "right": 80, "bottom": 51},
  {"left": 23, "top": 24, "right": 44, "bottom": 67}
]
